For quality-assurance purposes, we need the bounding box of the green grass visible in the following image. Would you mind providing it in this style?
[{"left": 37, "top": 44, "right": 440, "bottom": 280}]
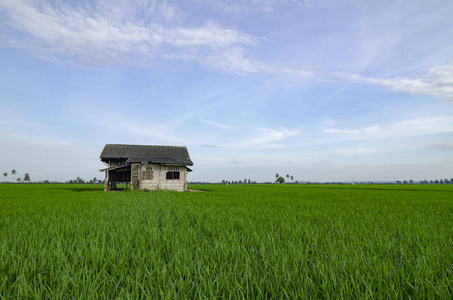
[{"left": 1, "top": 184, "right": 452, "bottom": 299}]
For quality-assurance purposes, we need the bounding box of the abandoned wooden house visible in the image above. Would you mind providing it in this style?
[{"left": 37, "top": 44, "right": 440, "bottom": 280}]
[{"left": 100, "top": 144, "right": 193, "bottom": 191}]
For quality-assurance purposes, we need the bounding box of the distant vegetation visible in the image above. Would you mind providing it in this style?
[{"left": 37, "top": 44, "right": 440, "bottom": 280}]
[
  {"left": 1, "top": 183, "right": 452, "bottom": 298},
  {"left": 2, "top": 170, "right": 31, "bottom": 183},
  {"left": 2, "top": 169, "right": 451, "bottom": 185},
  {"left": 191, "top": 175, "right": 453, "bottom": 185},
  {"left": 65, "top": 177, "right": 104, "bottom": 184}
]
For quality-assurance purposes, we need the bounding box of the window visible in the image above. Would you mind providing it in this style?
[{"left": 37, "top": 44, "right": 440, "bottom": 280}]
[
  {"left": 166, "top": 171, "right": 180, "bottom": 180},
  {"left": 166, "top": 167, "right": 180, "bottom": 180},
  {"left": 141, "top": 166, "right": 153, "bottom": 171}
]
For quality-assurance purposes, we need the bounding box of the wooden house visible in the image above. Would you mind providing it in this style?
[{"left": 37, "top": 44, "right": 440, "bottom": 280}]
[{"left": 100, "top": 144, "right": 193, "bottom": 191}]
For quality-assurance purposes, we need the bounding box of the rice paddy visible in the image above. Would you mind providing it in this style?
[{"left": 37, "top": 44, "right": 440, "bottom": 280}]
[{"left": 1, "top": 183, "right": 452, "bottom": 299}]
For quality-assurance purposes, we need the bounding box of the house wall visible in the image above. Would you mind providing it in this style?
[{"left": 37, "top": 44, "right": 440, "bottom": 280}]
[{"left": 134, "top": 164, "right": 187, "bottom": 192}]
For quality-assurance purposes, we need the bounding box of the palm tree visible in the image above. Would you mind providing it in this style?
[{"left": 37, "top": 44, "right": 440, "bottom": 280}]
[
  {"left": 3, "top": 172, "right": 7, "bottom": 183},
  {"left": 11, "top": 170, "right": 17, "bottom": 182},
  {"left": 24, "top": 173, "right": 30, "bottom": 183},
  {"left": 16, "top": 178, "right": 21, "bottom": 183},
  {"left": 286, "top": 174, "right": 290, "bottom": 180},
  {"left": 275, "top": 173, "right": 279, "bottom": 182},
  {"left": 290, "top": 175, "right": 294, "bottom": 182}
]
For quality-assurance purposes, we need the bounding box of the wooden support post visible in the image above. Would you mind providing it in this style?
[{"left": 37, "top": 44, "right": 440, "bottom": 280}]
[{"left": 104, "top": 171, "right": 109, "bottom": 191}]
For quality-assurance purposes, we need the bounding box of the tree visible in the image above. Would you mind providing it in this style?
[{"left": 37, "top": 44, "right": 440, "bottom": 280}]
[
  {"left": 16, "top": 178, "right": 21, "bottom": 183},
  {"left": 3, "top": 172, "right": 7, "bottom": 182},
  {"left": 24, "top": 173, "right": 30, "bottom": 183},
  {"left": 11, "top": 170, "right": 17, "bottom": 182},
  {"left": 290, "top": 175, "right": 294, "bottom": 182},
  {"left": 275, "top": 173, "right": 279, "bottom": 182},
  {"left": 277, "top": 176, "right": 285, "bottom": 184}
]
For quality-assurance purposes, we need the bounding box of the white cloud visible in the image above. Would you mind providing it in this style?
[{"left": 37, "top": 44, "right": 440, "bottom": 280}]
[
  {"left": 199, "top": 119, "right": 235, "bottom": 131},
  {"left": 323, "top": 125, "right": 379, "bottom": 135},
  {"left": 275, "top": 66, "right": 313, "bottom": 78},
  {"left": 234, "top": 127, "right": 300, "bottom": 147},
  {"left": 192, "top": 126, "right": 300, "bottom": 149},
  {"left": 0, "top": 0, "right": 313, "bottom": 75},
  {"left": 196, "top": 0, "right": 305, "bottom": 14},
  {"left": 336, "top": 65, "right": 453, "bottom": 102},
  {"left": 324, "top": 128, "right": 359, "bottom": 134},
  {"left": 323, "top": 116, "right": 453, "bottom": 140},
  {"left": 0, "top": 1, "right": 257, "bottom": 71}
]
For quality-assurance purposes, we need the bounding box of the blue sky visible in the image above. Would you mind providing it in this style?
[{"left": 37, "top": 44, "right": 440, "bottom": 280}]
[{"left": 1, "top": 0, "right": 452, "bottom": 183}]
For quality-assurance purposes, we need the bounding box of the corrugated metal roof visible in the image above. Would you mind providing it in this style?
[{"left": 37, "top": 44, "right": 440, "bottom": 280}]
[{"left": 100, "top": 144, "right": 193, "bottom": 166}]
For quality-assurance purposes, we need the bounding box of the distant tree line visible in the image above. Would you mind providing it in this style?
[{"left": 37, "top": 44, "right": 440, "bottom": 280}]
[
  {"left": 191, "top": 176, "right": 453, "bottom": 185},
  {"left": 3, "top": 170, "right": 452, "bottom": 186},
  {"left": 66, "top": 177, "right": 104, "bottom": 184},
  {"left": 2, "top": 170, "right": 31, "bottom": 183},
  {"left": 397, "top": 178, "right": 453, "bottom": 185},
  {"left": 220, "top": 179, "right": 257, "bottom": 184},
  {"left": 2, "top": 172, "right": 105, "bottom": 184}
]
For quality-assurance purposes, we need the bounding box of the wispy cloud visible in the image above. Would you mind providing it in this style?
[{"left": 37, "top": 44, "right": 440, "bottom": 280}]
[
  {"left": 232, "top": 127, "right": 300, "bottom": 148},
  {"left": 323, "top": 116, "right": 453, "bottom": 140},
  {"left": 335, "top": 146, "right": 382, "bottom": 157},
  {"left": 192, "top": 127, "right": 300, "bottom": 149},
  {"left": 199, "top": 0, "right": 305, "bottom": 14},
  {"left": 0, "top": 1, "right": 255, "bottom": 71},
  {"left": 199, "top": 119, "right": 236, "bottom": 131},
  {"left": 0, "top": 0, "right": 312, "bottom": 76},
  {"left": 335, "top": 65, "right": 453, "bottom": 102},
  {"left": 324, "top": 125, "right": 379, "bottom": 135},
  {"left": 426, "top": 143, "right": 453, "bottom": 152},
  {"left": 251, "top": 0, "right": 305, "bottom": 13}
]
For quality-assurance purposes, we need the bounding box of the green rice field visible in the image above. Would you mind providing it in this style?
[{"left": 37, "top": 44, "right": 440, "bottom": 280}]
[{"left": 1, "top": 183, "right": 452, "bottom": 299}]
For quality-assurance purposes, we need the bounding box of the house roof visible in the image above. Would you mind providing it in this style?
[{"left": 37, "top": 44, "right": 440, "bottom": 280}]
[
  {"left": 99, "top": 164, "right": 131, "bottom": 172},
  {"left": 100, "top": 144, "right": 193, "bottom": 166}
]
